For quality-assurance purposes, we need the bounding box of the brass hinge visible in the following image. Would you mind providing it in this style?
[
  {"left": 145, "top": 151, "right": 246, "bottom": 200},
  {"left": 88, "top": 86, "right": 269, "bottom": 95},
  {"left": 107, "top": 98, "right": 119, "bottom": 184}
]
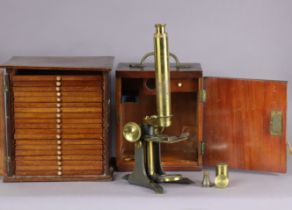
[
  {"left": 4, "top": 85, "right": 8, "bottom": 92},
  {"left": 200, "top": 89, "right": 206, "bottom": 103},
  {"left": 3, "top": 72, "right": 9, "bottom": 93},
  {"left": 270, "top": 111, "right": 282, "bottom": 136},
  {"left": 6, "top": 156, "right": 12, "bottom": 176},
  {"left": 287, "top": 142, "right": 292, "bottom": 156},
  {"left": 201, "top": 141, "right": 206, "bottom": 155}
]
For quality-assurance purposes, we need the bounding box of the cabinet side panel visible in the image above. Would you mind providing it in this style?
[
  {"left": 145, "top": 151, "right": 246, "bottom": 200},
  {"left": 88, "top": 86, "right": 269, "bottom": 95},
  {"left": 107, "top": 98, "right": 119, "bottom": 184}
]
[
  {"left": 0, "top": 69, "right": 4, "bottom": 175},
  {"left": 102, "top": 72, "right": 111, "bottom": 175},
  {"left": 203, "top": 77, "right": 287, "bottom": 173}
]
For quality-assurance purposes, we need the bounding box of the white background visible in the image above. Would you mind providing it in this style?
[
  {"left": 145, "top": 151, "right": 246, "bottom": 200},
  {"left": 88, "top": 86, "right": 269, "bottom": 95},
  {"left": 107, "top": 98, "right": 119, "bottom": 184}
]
[{"left": 0, "top": 0, "right": 291, "bottom": 209}]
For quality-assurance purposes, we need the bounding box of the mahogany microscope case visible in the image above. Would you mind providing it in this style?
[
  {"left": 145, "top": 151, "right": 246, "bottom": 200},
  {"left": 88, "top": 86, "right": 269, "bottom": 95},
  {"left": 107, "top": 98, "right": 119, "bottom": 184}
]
[{"left": 115, "top": 62, "right": 287, "bottom": 173}]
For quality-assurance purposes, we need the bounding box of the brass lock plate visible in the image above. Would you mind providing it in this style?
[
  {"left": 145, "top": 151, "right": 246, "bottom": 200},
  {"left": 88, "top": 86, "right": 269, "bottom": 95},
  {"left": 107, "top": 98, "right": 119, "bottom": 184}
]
[{"left": 270, "top": 111, "right": 282, "bottom": 136}]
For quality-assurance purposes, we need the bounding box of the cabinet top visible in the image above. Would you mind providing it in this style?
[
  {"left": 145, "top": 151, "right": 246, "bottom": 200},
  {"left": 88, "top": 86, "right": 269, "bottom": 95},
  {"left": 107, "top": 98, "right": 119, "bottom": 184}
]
[
  {"left": 1, "top": 56, "right": 114, "bottom": 71},
  {"left": 116, "top": 62, "right": 202, "bottom": 78},
  {"left": 117, "top": 62, "right": 202, "bottom": 71}
]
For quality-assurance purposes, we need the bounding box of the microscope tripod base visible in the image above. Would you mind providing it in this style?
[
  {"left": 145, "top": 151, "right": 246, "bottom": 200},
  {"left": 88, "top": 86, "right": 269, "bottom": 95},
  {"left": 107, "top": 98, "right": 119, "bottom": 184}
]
[
  {"left": 151, "top": 174, "right": 194, "bottom": 184},
  {"left": 124, "top": 173, "right": 164, "bottom": 194},
  {"left": 123, "top": 141, "right": 164, "bottom": 193}
]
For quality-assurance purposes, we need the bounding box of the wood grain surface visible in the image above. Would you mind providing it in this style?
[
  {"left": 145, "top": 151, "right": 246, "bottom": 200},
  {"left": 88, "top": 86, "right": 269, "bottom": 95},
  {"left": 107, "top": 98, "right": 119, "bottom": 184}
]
[
  {"left": 203, "top": 77, "right": 287, "bottom": 173},
  {"left": 1, "top": 56, "right": 114, "bottom": 71}
]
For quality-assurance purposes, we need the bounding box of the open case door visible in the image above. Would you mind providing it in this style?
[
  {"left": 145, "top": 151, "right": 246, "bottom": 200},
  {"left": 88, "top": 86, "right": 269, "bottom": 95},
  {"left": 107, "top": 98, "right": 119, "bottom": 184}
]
[{"left": 203, "top": 77, "right": 287, "bottom": 173}]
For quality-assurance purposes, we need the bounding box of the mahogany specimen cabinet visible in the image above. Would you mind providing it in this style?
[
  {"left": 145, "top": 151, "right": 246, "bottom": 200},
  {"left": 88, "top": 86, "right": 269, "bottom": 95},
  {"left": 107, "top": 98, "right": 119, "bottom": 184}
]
[
  {"left": 116, "top": 62, "right": 287, "bottom": 173},
  {"left": 0, "top": 56, "right": 113, "bottom": 182}
]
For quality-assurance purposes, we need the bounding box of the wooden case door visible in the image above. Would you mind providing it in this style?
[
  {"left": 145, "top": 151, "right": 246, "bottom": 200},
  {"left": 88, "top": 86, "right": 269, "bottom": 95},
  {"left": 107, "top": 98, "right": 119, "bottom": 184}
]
[{"left": 203, "top": 77, "right": 287, "bottom": 173}]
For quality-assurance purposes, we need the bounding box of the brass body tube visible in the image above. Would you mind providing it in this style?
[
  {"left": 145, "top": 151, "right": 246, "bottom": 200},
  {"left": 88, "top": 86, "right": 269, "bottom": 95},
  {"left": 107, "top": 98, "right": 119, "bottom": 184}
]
[{"left": 154, "top": 24, "right": 172, "bottom": 128}]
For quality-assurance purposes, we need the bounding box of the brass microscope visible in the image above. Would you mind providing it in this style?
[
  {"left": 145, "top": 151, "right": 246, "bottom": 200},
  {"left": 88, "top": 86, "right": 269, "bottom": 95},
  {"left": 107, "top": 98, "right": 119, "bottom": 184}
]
[{"left": 122, "top": 24, "right": 192, "bottom": 193}]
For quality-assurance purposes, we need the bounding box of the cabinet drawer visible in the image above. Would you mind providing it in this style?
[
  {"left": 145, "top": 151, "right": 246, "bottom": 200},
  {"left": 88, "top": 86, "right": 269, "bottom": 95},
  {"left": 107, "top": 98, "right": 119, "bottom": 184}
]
[
  {"left": 13, "top": 81, "right": 101, "bottom": 87},
  {"left": 14, "top": 96, "right": 102, "bottom": 103},
  {"left": 170, "top": 79, "right": 197, "bottom": 92},
  {"left": 15, "top": 156, "right": 58, "bottom": 161},
  {"left": 14, "top": 112, "right": 102, "bottom": 119},
  {"left": 16, "top": 165, "right": 58, "bottom": 171},
  {"left": 15, "top": 123, "right": 102, "bottom": 129},
  {"left": 16, "top": 150, "right": 59, "bottom": 156},
  {"left": 13, "top": 86, "right": 101, "bottom": 92},
  {"left": 16, "top": 160, "right": 58, "bottom": 166},
  {"left": 62, "top": 161, "right": 103, "bottom": 166},
  {"left": 62, "top": 165, "right": 103, "bottom": 171},
  {"left": 15, "top": 162, "right": 103, "bottom": 171},
  {"left": 143, "top": 78, "right": 197, "bottom": 94},
  {"left": 15, "top": 155, "right": 104, "bottom": 161},
  {"left": 14, "top": 91, "right": 102, "bottom": 97},
  {"left": 62, "top": 155, "right": 103, "bottom": 161},
  {"left": 16, "top": 144, "right": 102, "bottom": 151},
  {"left": 15, "top": 118, "right": 102, "bottom": 124},
  {"left": 62, "top": 170, "right": 103, "bottom": 176},
  {"left": 14, "top": 102, "right": 102, "bottom": 108},
  {"left": 15, "top": 170, "right": 58, "bottom": 176},
  {"left": 16, "top": 149, "right": 103, "bottom": 156},
  {"left": 15, "top": 129, "right": 102, "bottom": 135},
  {"left": 12, "top": 75, "right": 102, "bottom": 82},
  {"left": 14, "top": 133, "right": 103, "bottom": 140},
  {"left": 61, "top": 150, "right": 103, "bottom": 156},
  {"left": 14, "top": 107, "right": 102, "bottom": 113},
  {"left": 15, "top": 140, "right": 103, "bottom": 146},
  {"left": 16, "top": 145, "right": 60, "bottom": 150}
]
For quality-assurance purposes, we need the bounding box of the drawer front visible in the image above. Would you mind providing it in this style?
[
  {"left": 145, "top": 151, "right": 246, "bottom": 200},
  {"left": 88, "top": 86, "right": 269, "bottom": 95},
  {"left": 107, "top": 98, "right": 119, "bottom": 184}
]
[
  {"left": 14, "top": 96, "right": 102, "bottom": 103},
  {"left": 170, "top": 79, "right": 197, "bottom": 92},
  {"left": 12, "top": 75, "right": 105, "bottom": 178},
  {"left": 143, "top": 78, "right": 197, "bottom": 95}
]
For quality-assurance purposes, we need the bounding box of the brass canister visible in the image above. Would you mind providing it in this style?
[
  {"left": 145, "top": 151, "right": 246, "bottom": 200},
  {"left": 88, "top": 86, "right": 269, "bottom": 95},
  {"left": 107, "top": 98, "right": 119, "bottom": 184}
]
[{"left": 214, "top": 163, "right": 229, "bottom": 188}]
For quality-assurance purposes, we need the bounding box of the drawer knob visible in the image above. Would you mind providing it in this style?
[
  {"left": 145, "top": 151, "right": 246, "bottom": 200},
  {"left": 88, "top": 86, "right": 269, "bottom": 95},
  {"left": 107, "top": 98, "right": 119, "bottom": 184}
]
[
  {"left": 56, "top": 87, "right": 61, "bottom": 92},
  {"left": 56, "top": 135, "right": 61, "bottom": 139},
  {"left": 57, "top": 161, "right": 62, "bottom": 166},
  {"left": 56, "top": 92, "right": 62, "bottom": 97},
  {"left": 56, "top": 103, "right": 61, "bottom": 108},
  {"left": 177, "top": 82, "right": 183, "bottom": 87},
  {"left": 56, "top": 119, "right": 61, "bottom": 124},
  {"left": 56, "top": 98, "right": 62, "bottom": 102},
  {"left": 56, "top": 124, "right": 61, "bottom": 129},
  {"left": 56, "top": 76, "right": 61, "bottom": 81},
  {"left": 57, "top": 146, "right": 62, "bottom": 150},
  {"left": 56, "top": 114, "right": 61, "bottom": 118},
  {"left": 57, "top": 156, "right": 62, "bottom": 160},
  {"left": 58, "top": 166, "right": 62, "bottom": 171},
  {"left": 57, "top": 151, "right": 62, "bottom": 155},
  {"left": 56, "top": 82, "right": 61, "bottom": 87},
  {"left": 56, "top": 108, "right": 62, "bottom": 113},
  {"left": 57, "top": 140, "right": 62, "bottom": 145},
  {"left": 57, "top": 171, "right": 62, "bottom": 176}
]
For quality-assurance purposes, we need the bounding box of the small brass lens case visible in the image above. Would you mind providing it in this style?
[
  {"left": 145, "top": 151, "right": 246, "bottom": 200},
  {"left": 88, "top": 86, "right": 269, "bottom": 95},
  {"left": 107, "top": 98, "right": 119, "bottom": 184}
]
[
  {"left": 202, "top": 171, "right": 213, "bottom": 188},
  {"left": 123, "top": 122, "right": 142, "bottom": 143},
  {"left": 215, "top": 163, "right": 229, "bottom": 188}
]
